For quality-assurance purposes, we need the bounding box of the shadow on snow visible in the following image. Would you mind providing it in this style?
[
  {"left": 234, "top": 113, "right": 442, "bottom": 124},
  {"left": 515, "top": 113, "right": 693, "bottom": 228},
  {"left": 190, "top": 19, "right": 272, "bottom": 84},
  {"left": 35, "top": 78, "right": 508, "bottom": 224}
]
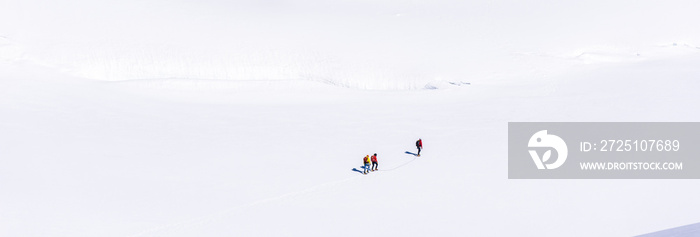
[{"left": 351, "top": 167, "right": 365, "bottom": 174}]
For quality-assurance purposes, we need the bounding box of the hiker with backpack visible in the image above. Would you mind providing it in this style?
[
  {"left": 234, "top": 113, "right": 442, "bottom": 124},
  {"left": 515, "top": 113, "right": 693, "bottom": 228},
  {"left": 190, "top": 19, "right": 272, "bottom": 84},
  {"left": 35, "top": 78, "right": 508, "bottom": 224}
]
[
  {"left": 416, "top": 138, "right": 423, "bottom": 157},
  {"left": 363, "top": 155, "right": 371, "bottom": 174},
  {"left": 371, "top": 153, "right": 378, "bottom": 171}
]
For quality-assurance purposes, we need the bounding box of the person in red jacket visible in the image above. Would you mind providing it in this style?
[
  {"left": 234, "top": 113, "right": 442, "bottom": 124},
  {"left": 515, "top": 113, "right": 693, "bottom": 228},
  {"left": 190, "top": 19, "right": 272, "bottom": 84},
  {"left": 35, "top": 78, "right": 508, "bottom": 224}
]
[
  {"left": 416, "top": 138, "right": 423, "bottom": 157},
  {"left": 370, "top": 153, "right": 378, "bottom": 171}
]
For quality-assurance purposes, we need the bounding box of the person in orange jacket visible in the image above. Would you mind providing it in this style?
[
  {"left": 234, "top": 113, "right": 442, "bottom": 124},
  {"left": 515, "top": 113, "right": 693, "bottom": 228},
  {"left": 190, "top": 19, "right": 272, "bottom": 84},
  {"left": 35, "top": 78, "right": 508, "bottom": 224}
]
[
  {"left": 370, "top": 153, "right": 378, "bottom": 171},
  {"left": 363, "top": 155, "right": 371, "bottom": 174},
  {"left": 416, "top": 138, "right": 423, "bottom": 156}
]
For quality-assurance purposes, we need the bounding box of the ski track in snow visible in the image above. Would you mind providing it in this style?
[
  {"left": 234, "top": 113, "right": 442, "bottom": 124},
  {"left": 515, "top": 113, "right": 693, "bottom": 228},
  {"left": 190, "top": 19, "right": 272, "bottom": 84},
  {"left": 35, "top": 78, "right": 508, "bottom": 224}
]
[
  {"left": 126, "top": 176, "right": 360, "bottom": 237},
  {"left": 127, "top": 157, "right": 419, "bottom": 237},
  {"left": 375, "top": 156, "right": 418, "bottom": 172}
]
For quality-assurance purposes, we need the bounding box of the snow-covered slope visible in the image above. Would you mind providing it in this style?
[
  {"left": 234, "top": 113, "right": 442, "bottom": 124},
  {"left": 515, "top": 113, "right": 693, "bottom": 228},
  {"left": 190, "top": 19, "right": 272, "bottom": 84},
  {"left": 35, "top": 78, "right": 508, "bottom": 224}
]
[
  {"left": 1, "top": 1, "right": 700, "bottom": 236},
  {"left": 3, "top": 0, "right": 699, "bottom": 89},
  {"left": 2, "top": 54, "right": 700, "bottom": 236},
  {"left": 637, "top": 222, "right": 700, "bottom": 237}
]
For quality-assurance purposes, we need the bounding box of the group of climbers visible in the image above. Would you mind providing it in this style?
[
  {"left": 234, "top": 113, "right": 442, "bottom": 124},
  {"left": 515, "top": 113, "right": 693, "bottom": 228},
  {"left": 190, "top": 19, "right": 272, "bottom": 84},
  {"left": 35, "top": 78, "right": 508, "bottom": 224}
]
[
  {"left": 361, "top": 138, "right": 422, "bottom": 175},
  {"left": 362, "top": 153, "right": 378, "bottom": 174}
]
